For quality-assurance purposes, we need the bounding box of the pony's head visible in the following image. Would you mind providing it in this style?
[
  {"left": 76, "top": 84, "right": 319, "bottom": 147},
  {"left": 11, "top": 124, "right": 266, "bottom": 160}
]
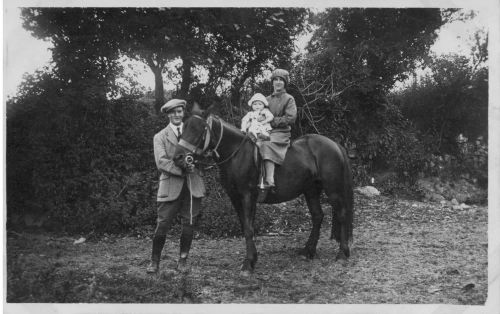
[{"left": 173, "top": 103, "right": 212, "bottom": 170}]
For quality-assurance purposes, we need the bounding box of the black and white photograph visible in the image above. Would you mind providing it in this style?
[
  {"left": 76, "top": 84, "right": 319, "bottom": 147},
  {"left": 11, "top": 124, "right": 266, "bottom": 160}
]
[{"left": 3, "top": 0, "right": 499, "bottom": 313}]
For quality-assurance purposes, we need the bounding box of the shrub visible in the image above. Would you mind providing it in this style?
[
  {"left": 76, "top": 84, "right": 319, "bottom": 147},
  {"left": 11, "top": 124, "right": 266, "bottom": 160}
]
[{"left": 7, "top": 73, "right": 161, "bottom": 234}]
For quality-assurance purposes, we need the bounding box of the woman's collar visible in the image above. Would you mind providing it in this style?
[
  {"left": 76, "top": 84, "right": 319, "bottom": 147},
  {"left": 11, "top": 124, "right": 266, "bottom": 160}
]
[{"left": 272, "top": 89, "right": 286, "bottom": 96}]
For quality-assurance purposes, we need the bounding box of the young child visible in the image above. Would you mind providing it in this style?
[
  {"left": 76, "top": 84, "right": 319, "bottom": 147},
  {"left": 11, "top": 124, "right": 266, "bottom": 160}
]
[{"left": 240, "top": 93, "right": 274, "bottom": 141}]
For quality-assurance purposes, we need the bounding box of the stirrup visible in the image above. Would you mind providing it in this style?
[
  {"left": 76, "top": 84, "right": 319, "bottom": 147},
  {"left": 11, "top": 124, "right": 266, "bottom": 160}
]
[
  {"left": 257, "top": 188, "right": 268, "bottom": 203},
  {"left": 260, "top": 183, "right": 275, "bottom": 190}
]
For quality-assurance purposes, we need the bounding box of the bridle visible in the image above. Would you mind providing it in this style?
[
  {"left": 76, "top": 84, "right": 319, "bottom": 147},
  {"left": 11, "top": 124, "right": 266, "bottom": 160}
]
[
  {"left": 177, "top": 115, "right": 214, "bottom": 156},
  {"left": 177, "top": 114, "right": 247, "bottom": 167}
]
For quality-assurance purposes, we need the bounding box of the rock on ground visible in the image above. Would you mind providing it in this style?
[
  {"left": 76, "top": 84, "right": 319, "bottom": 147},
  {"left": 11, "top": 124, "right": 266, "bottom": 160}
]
[{"left": 355, "top": 186, "right": 381, "bottom": 197}]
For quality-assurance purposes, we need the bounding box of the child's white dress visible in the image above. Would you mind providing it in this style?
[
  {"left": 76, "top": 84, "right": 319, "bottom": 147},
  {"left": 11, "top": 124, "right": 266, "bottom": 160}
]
[{"left": 241, "top": 109, "right": 274, "bottom": 138}]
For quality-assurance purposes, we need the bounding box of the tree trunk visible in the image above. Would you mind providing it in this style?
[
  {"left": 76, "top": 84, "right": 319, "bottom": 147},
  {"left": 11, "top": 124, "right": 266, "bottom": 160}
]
[
  {"left": 179, "top": 56, "right": 192, "bottom": 99},
  {"left": 230, "top": 72, "right": 250, "bottom": 109},
  {"left": 230, "top": 86, "right": 241, "bottom": 109},
  {"left": 152, "top": 66, "right": 164, "bottom": 114}
]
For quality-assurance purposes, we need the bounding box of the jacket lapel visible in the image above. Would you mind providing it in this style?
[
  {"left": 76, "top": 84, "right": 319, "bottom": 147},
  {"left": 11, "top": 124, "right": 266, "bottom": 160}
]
[{"left": 166, "top": 125, "right": 178, "bottom": 145}]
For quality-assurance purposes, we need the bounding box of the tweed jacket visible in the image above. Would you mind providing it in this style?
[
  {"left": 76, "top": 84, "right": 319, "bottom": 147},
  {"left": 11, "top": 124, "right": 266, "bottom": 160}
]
[{"left": 153, "top": 125, "right": 206, "bottom": 202}]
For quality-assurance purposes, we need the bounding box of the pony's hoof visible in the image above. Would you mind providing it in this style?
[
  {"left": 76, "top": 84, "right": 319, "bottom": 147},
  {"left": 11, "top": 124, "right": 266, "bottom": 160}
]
[
  {"left": 240, "top": 269, "right": 252, "bottom": 277},
  {"left": 297, "top": 248, "right": 315, "bottom": 260},
  {"left": 335, "top": 251, "right": 348, "bottom": 261},
  {"left": 240, "top": 260, "right": 254, "bottom": 276},
  {"left": 176, "top": 258, "right": 190, "bottom": 273}
]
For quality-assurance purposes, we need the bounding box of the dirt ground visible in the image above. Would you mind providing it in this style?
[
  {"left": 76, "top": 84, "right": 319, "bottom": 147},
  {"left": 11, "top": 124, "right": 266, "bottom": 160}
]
[{"left": 6, "top": 194, "right": 487, "bottom": 304}]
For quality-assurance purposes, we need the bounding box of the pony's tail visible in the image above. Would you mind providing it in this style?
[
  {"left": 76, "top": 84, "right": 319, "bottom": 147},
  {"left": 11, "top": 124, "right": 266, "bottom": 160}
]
[{"left": 330, "top": 146, "right": 354, "bottom": 244}]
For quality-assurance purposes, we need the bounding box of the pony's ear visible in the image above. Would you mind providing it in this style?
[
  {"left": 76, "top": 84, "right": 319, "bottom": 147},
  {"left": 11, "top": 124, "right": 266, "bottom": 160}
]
[
  {"left": 191, "top": 101, "right": 205, "bottom": 117},
  {"left": 202, "top": 104, "right": 216, "bottom": 119}
]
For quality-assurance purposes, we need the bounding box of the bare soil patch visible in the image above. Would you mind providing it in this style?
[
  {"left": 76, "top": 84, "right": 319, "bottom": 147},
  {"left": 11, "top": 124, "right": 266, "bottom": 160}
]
[{"left": 6, "top": 194, "right": 487, "bottom": 304}]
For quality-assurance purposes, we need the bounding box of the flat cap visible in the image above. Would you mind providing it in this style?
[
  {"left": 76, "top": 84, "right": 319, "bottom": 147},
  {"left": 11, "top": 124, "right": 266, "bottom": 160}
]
[{"left": 161, "top": 99, "right": 186, "bottom": 113}]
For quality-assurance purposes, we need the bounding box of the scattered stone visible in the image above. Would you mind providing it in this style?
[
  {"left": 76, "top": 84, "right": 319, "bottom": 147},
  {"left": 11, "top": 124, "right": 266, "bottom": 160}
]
[
  {"left": 74, "top": 237, "right": 86, "bottom": 244},
  {"left": 428, "top": 287, "right": 443, "bottom": 294},
  {"left": 446, "top": 269, "right": 460, "bottom": 275},
  {"left": 452, "top": 203, "right": 472, "bottom": 210},
  {"left": 456, "top": 194, "right": 469, "bottom": 204},
  {"left": 355, "top": 186, "right": 380, "bottom": 197},
  {"left": 430, "top": 193, "right": 445, "bottom": 202},
  {"left": 416, "top": 176, "right": 486, "bottom": 205},
  {"left": 451, "top": 198, "right": 459, "bottom": 205},
  {"left": 434, "top": 185, "right": 445, "bottom": 194}
]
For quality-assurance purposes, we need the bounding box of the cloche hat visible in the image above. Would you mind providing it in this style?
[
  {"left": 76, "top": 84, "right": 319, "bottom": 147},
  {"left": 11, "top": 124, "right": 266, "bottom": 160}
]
[
  {"left": 271, "top": 68, "right": 290, "bottom": 87},
  {"left": 247, "top": 93, "right": 269, "bottom": 107},
  {"left": 161, "top": 99, "right": 186, "bottom": 113}
]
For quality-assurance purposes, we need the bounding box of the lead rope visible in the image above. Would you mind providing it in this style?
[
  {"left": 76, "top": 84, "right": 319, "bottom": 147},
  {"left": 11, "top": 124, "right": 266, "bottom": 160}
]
[{"left": 187, "top": 174, "right": 193, "bottom": 225}]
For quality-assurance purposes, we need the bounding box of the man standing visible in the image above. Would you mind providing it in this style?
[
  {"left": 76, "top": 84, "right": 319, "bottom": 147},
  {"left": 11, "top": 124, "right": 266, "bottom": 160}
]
[{"left": 147, "top": 99, "right": 206, "bottom": 273}]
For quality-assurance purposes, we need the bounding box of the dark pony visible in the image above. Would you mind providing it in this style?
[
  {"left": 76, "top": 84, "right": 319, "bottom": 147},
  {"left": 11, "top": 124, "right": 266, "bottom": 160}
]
[{"left": 174, "top": 112, "right": 353, "bottom": 275}]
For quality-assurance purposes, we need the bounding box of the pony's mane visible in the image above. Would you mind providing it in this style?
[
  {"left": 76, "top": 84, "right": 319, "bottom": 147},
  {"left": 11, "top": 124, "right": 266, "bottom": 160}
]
[{"left": 211, "top": 114, "right": 242, "bottom": 134}]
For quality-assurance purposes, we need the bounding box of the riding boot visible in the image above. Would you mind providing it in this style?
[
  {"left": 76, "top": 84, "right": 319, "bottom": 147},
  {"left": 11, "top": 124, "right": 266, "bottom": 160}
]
[
  {"left": 146, "top": 234, "right": 166, "bottom": 273},
  {"left": 264, "top": 160, "right": 276, "bottom": 188},
  {"left": 177, "top": 223, "right": 194, "bottom": 272}
]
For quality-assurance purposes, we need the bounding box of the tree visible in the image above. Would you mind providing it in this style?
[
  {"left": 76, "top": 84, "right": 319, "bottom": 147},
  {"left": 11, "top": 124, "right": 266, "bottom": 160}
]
[
  {"left": 118, "top": 8, "right": 211, "bottom": 111},
  {"left": 118, "top": 8, "right": 308, "bottom": 111},
  {"left": 21, "top": 8, "right": 309, "bottom": 112},
  {"left": 123, "top": 8, "right": 308, "bottom": 111},
  {"left": 21, "top": 8, "right": 123, "bottom": 100},
  {"left": 194, "top": 8, "right": 308, "bottom": 107},
  {"left": 397, "top": 52, "right": 488, "bottom": 154},
  {"left": 293, "top": 8, "right": 446, "bottom": 162},
  {"left": 304, "top": 8, "right": 445, "bottom": 99}
]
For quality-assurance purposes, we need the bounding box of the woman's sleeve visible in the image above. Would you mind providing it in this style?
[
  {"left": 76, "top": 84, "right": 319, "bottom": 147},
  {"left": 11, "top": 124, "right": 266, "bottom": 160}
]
[
  {"left": 271, "top": 96, "right": 297, "bottom": 128},
  {"left": 154, "top": 135, "right": 184, "bottom": 176},
  {"left": 263, "top": 109, "right": 274, "bottom": 124}
]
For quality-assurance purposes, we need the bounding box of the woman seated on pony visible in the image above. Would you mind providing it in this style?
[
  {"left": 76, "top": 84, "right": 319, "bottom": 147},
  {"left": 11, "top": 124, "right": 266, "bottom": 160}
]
[{"left": 242, "top": 69, "right": 297, "bottom": 190}]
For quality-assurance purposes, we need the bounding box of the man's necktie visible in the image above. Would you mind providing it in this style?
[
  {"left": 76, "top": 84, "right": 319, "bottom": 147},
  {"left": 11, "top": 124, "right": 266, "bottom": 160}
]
[{"left": 177, "top": 127, "right": 182, "bottom": 141}]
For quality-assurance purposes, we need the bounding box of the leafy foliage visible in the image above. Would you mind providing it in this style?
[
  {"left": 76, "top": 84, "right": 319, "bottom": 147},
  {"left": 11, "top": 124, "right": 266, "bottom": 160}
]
[
  {"left": 7, "top": 69, "right": 160, "bottom": 233},
  {"left": 292, "top": 8, "right": 446, "bottom": 181},
  {"left": 21, "top": 8, "right": 123, "bottom": 99},
  {"left": 396, "top": 53, "right": 488, "bottom": 155},
  {"left": 23, "top": 8, "right": 309, "bottom": 112}
]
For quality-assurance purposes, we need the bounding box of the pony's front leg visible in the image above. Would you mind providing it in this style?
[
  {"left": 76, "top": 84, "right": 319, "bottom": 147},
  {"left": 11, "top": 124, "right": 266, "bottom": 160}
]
[{"left": 239, "top": 192, "right": 258, "bottom": 276}]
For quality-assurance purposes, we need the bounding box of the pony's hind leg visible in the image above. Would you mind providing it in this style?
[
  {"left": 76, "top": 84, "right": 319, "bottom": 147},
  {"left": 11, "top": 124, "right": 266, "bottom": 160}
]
[
  {"left": 298, "top": 188, "right": 324, "bottom": 259},
  {"left": 327, "top": 194, "right": 351, "bottom": 260}
]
